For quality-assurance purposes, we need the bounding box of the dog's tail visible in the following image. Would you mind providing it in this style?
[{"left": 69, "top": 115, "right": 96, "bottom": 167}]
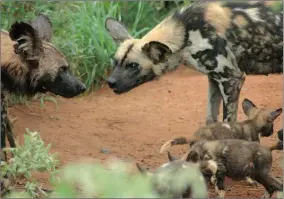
[
  {"left": 160, "top": 137, "right": 191, "bottom": 154},
  {"left": 269, "top": 129, "right": 283, "bottom": 151}
]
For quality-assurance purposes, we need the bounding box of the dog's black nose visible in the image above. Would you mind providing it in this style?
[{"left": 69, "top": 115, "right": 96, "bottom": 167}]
[
  {"left": 107, "top": 77, "right": 117, "bottom": 89},
  {"left": 78, "top": 84, "right": 86, "bottom": 93}
]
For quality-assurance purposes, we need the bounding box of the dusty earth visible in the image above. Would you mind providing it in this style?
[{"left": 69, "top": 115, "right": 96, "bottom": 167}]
[{"left": 9, "top": 66, "right": 283, "bottom": 198}]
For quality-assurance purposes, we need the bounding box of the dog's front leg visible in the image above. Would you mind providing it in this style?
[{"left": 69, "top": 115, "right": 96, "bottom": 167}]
[
  {"left": 214, "top": 173, "right": 226, "bottom": 198},
  {"left": 217, "top": 74, "right": 245, "bottom": 122},
  {"left": 206, "top": 78, "right": 222, "bottom": 125}
]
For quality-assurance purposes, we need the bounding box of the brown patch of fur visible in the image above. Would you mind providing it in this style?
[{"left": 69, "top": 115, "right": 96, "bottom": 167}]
[{"left": 204, "top": 3, "right": 232, "bottom": 36}]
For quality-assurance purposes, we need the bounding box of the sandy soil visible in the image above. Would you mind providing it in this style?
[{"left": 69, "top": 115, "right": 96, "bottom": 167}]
[{"left": 9, "top": 66, "right": 283, "bottom": 198}]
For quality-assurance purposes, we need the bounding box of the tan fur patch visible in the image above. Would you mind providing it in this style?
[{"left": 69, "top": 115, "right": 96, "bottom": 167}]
[
  {"left": 1, "top": 31, "right": 26, "bottom": 78},
  {"left": 142, "top": 16, "right": 185, "bottom": 52},
  {"left": 204, "top": 3, "right": 232, "bottom": 36}
]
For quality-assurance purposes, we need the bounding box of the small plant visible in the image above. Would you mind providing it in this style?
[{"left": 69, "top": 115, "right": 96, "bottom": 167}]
[{"left": 1, "top": 129, "right": 58, "bottom": 198}]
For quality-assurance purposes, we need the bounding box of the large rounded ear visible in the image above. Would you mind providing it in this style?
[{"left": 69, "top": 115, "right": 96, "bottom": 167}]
[
  {"left": 268, "top": 108, "right": 282, "bottom": 122},
  {"left": 105, "top": 18, "right": 132, "bottom": 44},
  {"left": 185, "top": 151, "right": 200, "bottom": 163},
  {"left": 30, "top": 14, "right": 52, "bottom": 42},
  {"left": 141, "top": 41, "right": 172, "bottom": 64},
  {"left": 9, "top": 21, "right": 43, "bottom": 61},
  {"left": 242, "top": 98, "right": 257, "bottom": 116}
]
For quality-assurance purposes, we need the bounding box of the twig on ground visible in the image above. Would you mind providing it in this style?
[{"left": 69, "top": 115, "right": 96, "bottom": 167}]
[{"left": 13, "top": 107, "right": 42, "bottom": 118}]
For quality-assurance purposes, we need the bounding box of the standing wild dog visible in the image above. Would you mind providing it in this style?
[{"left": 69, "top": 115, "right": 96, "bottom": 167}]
[
  {"left": 1, "top": 14, "right": 86, "bottom": 158},
  {"left": 184, "top": 139, "right": 283, "bottom": 198},
  {"left": 105, "top": 1, "right": 283, "bottom": 124},
  {"left": 159, "top": 98, "right": 282, "bottom": 152}
]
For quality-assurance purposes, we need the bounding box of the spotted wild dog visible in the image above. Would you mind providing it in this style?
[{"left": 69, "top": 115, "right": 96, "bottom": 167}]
[
  {"left": 1, "top": 14, "right": 86, "bottom": 159},
  {"left": 105, "top": 1, "right": 283, "bottom": 124},
  {"left": 136, "top": 158, "right": 217, "bottom": 198},
  {"left": 183, "top": 139, "right": 283, "bottom": 198},
  {"left": 159, "top": 98, "right": 282, "bottom": 152}
]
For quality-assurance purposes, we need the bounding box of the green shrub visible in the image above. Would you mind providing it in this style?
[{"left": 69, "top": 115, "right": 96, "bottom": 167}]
[
  {"left": 1, "top": 128, "right": 58, "bottom": 197},
  {"left": 1, "top": 129, "right": 208, "bottom": 198}
]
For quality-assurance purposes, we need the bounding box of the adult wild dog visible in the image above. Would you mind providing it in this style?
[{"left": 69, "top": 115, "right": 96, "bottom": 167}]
[
  {"left": 105, "top": 1, "right": 283, "bottom": 124},
  {"left": 184, "top": 139, "right": 283, "bottom": 198},
  {"left": 1, "top": 15, "right": 86, "bottom": 157},
  {"left": 159, "top": 98, "right": 282, "bottom": 153}
]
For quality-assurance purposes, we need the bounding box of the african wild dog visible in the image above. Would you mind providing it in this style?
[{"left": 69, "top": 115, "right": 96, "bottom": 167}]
[
  {"left": 105, "top": 1, "right": 283, "bottom": 124},
  {"left": 1, "top": 14, "right": 86, "bottom": 158},
  {"left": 184, "top": 139, "right": 283, "bottom": 198},
  {"left": 159, "top": 98, "right": 282, "bottom": 153},
  {"left": 136, "top": 158, "right": 217, "bottom": 198}
]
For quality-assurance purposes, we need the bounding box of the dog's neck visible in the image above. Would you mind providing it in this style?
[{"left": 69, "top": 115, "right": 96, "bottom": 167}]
[{"left": 241, "top": 119, "right": 262, "bottom": 141}]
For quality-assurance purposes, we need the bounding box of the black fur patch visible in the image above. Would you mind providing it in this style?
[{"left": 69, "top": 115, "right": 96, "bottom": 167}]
[{"left": 119, "top": 44, "right": 134, "bottom": 67}]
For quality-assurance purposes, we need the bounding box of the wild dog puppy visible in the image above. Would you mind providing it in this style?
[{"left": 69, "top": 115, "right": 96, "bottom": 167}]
[
  {"left": 160, "top": 98, "right": 282, "bottom": 186},
  {"left": 160, "top": 98, "right": 282, "bottom": 152},
  {"left": 105, "top": 1, "right": 283, "bottom": 124},
  {"left": 136, "top": 158, "right": 217, "bottom": 198},
  {"left": 185, "top": 139, "right": 283, "bottom": 198},
  {"left": 1, "top": 14, "right": 86, "bottom": 159}
]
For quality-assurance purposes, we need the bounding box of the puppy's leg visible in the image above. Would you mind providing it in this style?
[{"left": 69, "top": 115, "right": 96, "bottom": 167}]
[
  {"left": 245, "top": 176, "right": 258, "bottom": 187},
  {"left": 215, "top": 173, "right": 226, "bottom": 198},
  {"left": 206, "top": 78, "right": 222, "bottom": 125},
  {"left": 214, "top": 162, "right": 227, "bottom": 198},
  {"left": 255, "top": 173, "right": 283, "bottom": 198}
]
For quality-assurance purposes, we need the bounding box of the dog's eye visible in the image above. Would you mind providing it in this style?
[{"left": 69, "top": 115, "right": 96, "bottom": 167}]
[
  {"left": 59, "top": 65, "right": 68, "bottom": 72},
  {"left": 126, "top": 62, "right": 139, "bottom": 69}
]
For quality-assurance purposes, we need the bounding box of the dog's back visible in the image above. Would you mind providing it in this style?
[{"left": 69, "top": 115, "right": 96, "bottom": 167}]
[{"left": 192, "top": 139, "right": 273, "bottom": 179}]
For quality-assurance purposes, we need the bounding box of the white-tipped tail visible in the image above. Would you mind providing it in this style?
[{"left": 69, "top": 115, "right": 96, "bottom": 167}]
[{"left": 159, "top": 140, "right": 174, "bottom": 154}]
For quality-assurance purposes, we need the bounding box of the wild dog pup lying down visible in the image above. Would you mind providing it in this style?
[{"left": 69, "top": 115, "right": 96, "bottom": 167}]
[
  {"left": 185, "top": 139, "right": 283, "bottom": 198},
  {"left": 136, "top": 159, "right": 217, "bottom": 198},
  {"left": 160, "top": 98, "right": 282, "bottom": 153}
]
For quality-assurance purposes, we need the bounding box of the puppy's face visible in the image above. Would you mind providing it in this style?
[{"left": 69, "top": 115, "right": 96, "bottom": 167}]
[{"left": 242, "top": 98, "right": 282, "bottom": 137}]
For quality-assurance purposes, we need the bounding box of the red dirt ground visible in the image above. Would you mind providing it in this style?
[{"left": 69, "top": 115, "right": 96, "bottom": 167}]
[{"left": 9, "top": 66, "right": 283, "bottom": 198}]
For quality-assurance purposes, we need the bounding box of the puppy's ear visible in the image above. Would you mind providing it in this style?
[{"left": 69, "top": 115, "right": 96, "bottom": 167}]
[
  {"left": 142, "top": 41, "right": 172, "bottom": 64},
  {"left": 268, "top": 108, "right": 282, "bottom": 122},
  {"left": 277, "top": 129, "right": 283, "bottom": 141},
  {"left": 186, "top": 151, "right": 200, "bottom": 163},
  {"left": 242, "top": 98, "right": 257, "bottom": 116},
  {"left": 9, "top": 21, "right": 42, "bottom": 61}
]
